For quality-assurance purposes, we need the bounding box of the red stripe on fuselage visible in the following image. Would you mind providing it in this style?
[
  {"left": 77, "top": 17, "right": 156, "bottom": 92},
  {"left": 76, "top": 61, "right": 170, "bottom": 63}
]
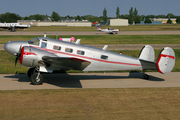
[{"left": 30, "top": 45, "right": 141, "bottom": 66}]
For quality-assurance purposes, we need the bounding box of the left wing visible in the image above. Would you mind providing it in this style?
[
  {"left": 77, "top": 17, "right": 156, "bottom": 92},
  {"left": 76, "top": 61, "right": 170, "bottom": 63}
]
[{"left": 42, "top": 56, "right": 91, "bottom": 70}]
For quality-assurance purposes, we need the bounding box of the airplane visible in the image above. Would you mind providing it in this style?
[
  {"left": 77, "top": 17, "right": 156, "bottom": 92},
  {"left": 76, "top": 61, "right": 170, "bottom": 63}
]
[
  {"left": 97, "top": 25, "right": 119, "bottom": 34},
  {"left": 4, "top": 35, "right": 175, "bottom": 85},
  {"left": 0, "top": 22, "right": 33, "bottom": 32}
]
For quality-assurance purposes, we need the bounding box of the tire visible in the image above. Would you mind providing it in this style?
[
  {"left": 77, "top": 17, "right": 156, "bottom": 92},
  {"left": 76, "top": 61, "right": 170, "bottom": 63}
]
[
  {"left": 27, "top": 67, "right": 36, "bottom": 78},
  {"left": 30, "top": 73, "right": 43, "bottom": 85},
  {"left": 143, "top": 74, "right": 149, "bottom": 80}
]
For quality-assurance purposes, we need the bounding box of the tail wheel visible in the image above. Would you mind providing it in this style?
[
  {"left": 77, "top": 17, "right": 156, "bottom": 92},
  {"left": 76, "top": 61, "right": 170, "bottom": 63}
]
[{"left": 30, "top": 72, "right": 43, "bottom": 85}]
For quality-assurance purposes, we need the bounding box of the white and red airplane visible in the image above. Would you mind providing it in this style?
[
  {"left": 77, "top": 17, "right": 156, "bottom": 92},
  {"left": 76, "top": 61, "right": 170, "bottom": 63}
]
[
  {"left": 0, "top": 22, "right": 32, "bottom": 32},
  {"left": 4, "top": 36, "right": 175, "bottom": 85},
  {"left": 97, "top": 26, "right": 119, "bottom": 34}
]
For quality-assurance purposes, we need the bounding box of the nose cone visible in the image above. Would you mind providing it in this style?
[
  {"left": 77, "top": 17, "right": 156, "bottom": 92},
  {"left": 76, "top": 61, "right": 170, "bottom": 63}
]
[
  {"left": 4, "top": 41, "right": 28, "bottom": 56},
  {"left": 4, "top": 42, "right": 15, "bottom": 55}
]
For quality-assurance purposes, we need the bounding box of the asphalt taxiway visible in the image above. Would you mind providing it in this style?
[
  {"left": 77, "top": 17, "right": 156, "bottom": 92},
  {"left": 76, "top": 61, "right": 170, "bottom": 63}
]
[{"left": 0, "top": 72, "right": 179, "bottom": 90}]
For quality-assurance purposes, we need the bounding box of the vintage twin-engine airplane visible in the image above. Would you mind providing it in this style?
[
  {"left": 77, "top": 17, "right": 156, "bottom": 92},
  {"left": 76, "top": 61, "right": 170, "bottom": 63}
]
[
  {"left": 97, "top": 25, "right": 119, "bottom": 34},
  {"left": 0, "top": 22, "right": 32, "bottom": 32},
  {"left": 4, "top": 36, "right": 175, "bottom": 85}
]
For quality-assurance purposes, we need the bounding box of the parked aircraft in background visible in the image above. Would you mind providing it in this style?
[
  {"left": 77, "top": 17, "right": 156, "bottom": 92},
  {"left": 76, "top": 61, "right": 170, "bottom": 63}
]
[
  {"left": 4, "top": 35, "right": 175, "bottom": 85},
  {"left": 97, "top": 25, "right": 119, "bottom": 34},
  {"left": 0, "top": 22, "right": 32, "bottom": 32}
]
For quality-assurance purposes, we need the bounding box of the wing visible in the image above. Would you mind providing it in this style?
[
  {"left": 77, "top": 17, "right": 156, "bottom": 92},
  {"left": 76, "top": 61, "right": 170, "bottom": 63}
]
[{"left": 42, "top": 56, "right": 91, "bottom": 70}]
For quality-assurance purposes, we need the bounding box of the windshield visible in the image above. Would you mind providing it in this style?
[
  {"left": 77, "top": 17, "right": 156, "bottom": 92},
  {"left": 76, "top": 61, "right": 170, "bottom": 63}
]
[{"left": 28, "top": 38, "right": 40, "bottom": 46}]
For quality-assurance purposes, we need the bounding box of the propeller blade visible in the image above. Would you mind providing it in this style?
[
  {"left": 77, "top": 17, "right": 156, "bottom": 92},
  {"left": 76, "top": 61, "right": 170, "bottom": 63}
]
[{"left": 14, "top": 45, "right": 22, "bottom": 67}]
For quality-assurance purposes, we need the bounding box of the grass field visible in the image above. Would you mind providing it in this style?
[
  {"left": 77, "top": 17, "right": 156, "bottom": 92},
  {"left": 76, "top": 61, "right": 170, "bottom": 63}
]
[
  {"left": 0, "top": 88, "right": 180, "bottom": 120},
  {"left": 1, "top": 24, "right": 179, "bottom": 32},
  {"left": 0, "top": 34, "right": 180, "bottom": 44}
]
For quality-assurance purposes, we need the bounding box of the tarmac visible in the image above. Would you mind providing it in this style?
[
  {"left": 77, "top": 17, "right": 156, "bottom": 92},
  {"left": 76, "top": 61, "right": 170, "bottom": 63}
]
[{"left": 0, "top": 72, "right": 179, "bottom": 90}]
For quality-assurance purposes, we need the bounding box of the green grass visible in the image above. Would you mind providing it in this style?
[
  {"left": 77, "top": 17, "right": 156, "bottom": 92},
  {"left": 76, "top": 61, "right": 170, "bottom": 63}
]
[
  {"left": 0, "top": 49, "right": 180, "bottom": 74},
  {"left": 0, "top": 34, "right": 180, "bottom": 44},
  {"left": 0, "top": 88, "right": 180, "bottom": 120}
]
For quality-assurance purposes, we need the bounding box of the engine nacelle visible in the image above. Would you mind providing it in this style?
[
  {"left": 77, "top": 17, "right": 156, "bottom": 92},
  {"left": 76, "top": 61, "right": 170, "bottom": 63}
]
[{"left": 19, "top": 46, "right": 57, "bottom": 67}]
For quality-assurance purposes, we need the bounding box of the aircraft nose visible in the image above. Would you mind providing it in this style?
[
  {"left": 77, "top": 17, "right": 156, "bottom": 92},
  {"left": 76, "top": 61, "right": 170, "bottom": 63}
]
[
  {"left": 4, "top": 41, "right": 20, "bottom": 56},
  {"left": 4, "top": 42, "right": 14, "bottom": 55},
  {"left": 4, "top": 41, "right": 28, "bottom": 56}
]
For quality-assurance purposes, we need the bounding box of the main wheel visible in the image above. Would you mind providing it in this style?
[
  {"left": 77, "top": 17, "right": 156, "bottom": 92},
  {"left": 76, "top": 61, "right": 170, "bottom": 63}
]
[
  {"left": 27, "top": 67, "right": 36, "bottom": 78},
  {"left": 143, "top": 74, "right": 149, "bottom": 80},
  {"left": 30, "top": 73, "right": 43, "bottom": 85}
]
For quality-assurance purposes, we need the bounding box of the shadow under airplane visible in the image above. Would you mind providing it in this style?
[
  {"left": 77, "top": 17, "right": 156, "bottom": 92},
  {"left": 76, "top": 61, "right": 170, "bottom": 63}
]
[{"left": 4, "top": 72, "right": 165, "bottom": 88}]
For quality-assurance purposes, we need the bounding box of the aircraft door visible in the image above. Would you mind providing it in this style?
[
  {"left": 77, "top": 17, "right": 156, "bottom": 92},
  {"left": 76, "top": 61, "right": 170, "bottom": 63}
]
[{"left": 41, "top": 41, "right": 47, "bottom": 48}]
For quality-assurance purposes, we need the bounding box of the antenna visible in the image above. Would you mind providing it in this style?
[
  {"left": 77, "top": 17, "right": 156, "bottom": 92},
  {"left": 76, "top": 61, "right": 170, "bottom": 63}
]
[{"left": 44, "top": 33, "right": 47, "bottom": 38}]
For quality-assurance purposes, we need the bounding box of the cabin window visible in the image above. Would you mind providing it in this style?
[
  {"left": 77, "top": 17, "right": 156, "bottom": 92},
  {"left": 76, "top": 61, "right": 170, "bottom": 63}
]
[
  {"left": 41, "top": 42, "right": 47, "bottom": 48},
  {"left": 28, "top": 38, "right": 40, "bottom": 46},
  {"left": 65, "top": 48, "right": 73, "bottom": 53},
  {"left": 77, "top": 50, "right": 85, "bottom": 55},
  {"left": 101, "top": 55, "right": 108, "bottom": 60},
  {"left": 53, "top": 45, "right": 61, "bottom": 50}
]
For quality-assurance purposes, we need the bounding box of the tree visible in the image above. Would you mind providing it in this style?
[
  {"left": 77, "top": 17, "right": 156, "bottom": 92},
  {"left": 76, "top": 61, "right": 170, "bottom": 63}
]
[
  {"left": 51, "top": 11, "right": 61, "bottom": 21},
  {"left": 76, "top": 15, "right": 82, "bottom": 21},
  {"left": 29, "top": 14, "right": 46, "bottom": 21},
  {"left": 166, "top": 13, "right": 175, "bottom": 18},
  {"left": 128, "top": 7, "right": 134, "bottom": 24},
  {"left": 24, "top": 16, "right": 30, "bottom": 20},
  {"left": 0, "top": 12, "right": 21, "bottom": 23},
  {"left": 176, "top": 16, "right": 180, "bottom": 24},
  {"left": 167, "top": 18, "right": 172, "bottom": 24},
  {"left": 134, "top": 16, "right": 141, "bottom": 24},
  {"left": 116, "top": 7, "right": 120, "bottom": 19},
  {"left": 103, "top": 8, "right": 107, "bottom": 25},
  {"left": 144, "top": 18, "right": 152, "bottom": 23}
]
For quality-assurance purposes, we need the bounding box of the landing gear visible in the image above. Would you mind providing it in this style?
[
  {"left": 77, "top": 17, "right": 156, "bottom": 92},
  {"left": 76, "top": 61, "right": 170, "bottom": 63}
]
[
  {"left": 27, "top": 67, "right": 43, "bottom": 85},
  {"left": 143, "top": 70, "right": 149, "bottom": 80},
  {"left": 27, "top": 67, "right": 36, "bottom": 78},
  {"left": 30, "top": 72, "right": 43, "bottom": 85}
]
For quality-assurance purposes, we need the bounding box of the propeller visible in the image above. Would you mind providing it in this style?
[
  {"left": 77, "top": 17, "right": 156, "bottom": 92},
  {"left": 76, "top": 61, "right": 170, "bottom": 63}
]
[{"left": 15, "top": 45, "right": 22, "bottom": 67}]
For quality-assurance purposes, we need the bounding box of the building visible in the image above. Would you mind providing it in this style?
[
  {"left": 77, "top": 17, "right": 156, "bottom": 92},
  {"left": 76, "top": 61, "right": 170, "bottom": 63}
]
[
  {"left": 107, "top": 19, "right": 128, "bottom": 26},
  {"left": 18, "top": 20, "right": 91, "bottom": 27},
  {"left": 151, "top": 18, "right": 177, "bottom": 24}
]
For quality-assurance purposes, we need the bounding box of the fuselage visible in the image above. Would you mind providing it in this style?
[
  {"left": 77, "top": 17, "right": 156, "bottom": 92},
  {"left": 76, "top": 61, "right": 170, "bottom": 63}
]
[{"left": 4, "top": 37, "right": 142, "bottom": 72}]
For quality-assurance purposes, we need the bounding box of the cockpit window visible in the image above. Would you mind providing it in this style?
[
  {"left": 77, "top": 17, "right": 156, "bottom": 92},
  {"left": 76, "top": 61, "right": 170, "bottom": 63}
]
[{"left": 28, "top": 38, "right": 40, "bottom": 46}]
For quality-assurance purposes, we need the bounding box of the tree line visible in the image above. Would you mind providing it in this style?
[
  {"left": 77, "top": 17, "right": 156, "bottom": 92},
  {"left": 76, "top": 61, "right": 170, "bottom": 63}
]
[{"left": 1, "top": 8, "right": 180, "bottom": 24}]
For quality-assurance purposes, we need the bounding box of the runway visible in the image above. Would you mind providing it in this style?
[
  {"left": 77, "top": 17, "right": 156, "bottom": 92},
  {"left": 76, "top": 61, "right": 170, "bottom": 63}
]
[
  {"left": 0, "top": 31, "right": 180, "bottom": 35},
  {"left": 0, "top": 72, "right": 179, "bottom": 90}
]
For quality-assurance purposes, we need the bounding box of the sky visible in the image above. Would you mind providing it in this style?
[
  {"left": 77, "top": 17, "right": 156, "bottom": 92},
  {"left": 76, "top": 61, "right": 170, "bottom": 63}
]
[{"left": 1, "top": 0, "right": 180, "bottom": 17}]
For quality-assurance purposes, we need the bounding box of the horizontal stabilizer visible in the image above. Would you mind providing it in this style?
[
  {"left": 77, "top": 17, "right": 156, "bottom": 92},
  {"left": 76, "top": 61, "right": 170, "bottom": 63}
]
[{"left": 156, "top": 47, "right": 175, "bottom": 74}]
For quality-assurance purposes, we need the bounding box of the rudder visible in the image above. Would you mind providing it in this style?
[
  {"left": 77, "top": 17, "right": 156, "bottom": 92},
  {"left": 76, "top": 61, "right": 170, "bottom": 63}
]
[{"left": 156, "top": 47, "right": 175, "bottom": 74}]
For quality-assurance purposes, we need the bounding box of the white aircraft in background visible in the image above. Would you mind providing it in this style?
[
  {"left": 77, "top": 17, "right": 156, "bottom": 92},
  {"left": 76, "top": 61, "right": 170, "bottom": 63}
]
[
  {"left": 4, "top": 35, "right": 175, "bottom": 85},
  {"left": 97, "top": 25, "right": 119, "bottom": 34},
  {"left": 0, "top": 22, "right": 33, "bottom": 32}
]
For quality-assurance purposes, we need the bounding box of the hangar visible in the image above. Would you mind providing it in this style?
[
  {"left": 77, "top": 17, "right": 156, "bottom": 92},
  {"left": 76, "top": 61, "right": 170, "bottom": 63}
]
[
  {"left": 151, "top": 18, "right": 177, "bottom": 24},
  {"left": 107, "top": 19, "right": 128, "bottom": 26}
]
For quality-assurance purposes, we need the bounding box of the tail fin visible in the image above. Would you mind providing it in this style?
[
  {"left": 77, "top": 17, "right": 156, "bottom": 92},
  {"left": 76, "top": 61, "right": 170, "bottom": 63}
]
[
  {"left": 139, "top": 45, "right": 155, "bottom": 62},
  {"left": 97, "top": 26, "right": 101, "bottom": 31},
  {"left": 139, "top": 45, "right": 175, "bottom": 74},
  {"left": 156, "top": 47, "right": 175, "bottom": 74}
]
